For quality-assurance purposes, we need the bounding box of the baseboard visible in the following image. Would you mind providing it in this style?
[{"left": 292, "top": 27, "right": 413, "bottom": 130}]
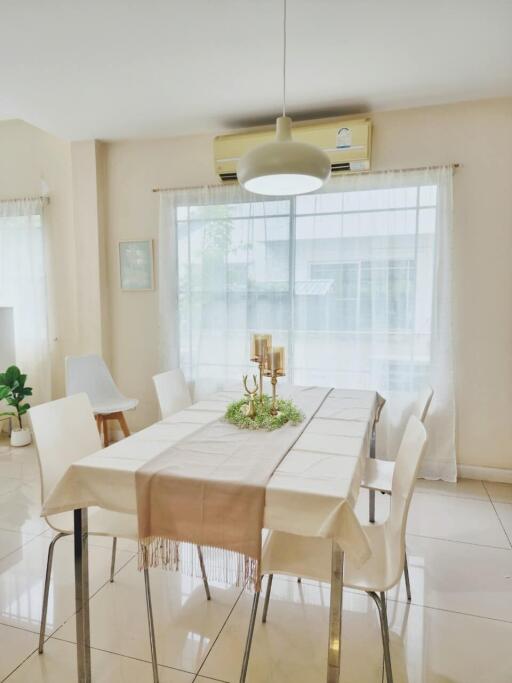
[{"left": 457, "top": 464, "right": 512, "bottom": 484}]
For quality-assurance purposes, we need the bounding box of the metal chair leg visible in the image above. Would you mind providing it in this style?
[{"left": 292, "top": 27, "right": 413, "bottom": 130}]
[
  {"left": 239, "top": 590, "right": 260, "bottom": 683},
  {"left": 369, "top": 489, "right": 376, "bottom": 523},
  {"left": 327, "top": 544, "right": 345, "bottom": 683},
  {"left": 403, "top": 551, "right": 411, "bottom": 602},
  {"left": 369, "top": 421, "right": 377, "bottom": 524},
  {"left": 143, "top": 568, "right": 159, "bottom": 683},
  {"left": 368, "top": 592, "right": 393, "bottom": 683},
  {"left": 379, "top": 592, "right": 393, "bottom": 683},
  {"left": 110, "top": 537, "right": 117, "bottom": 583},
  {"left": 196, "top": 545, "right": 211, "bottom": 600},
  {"left": 262, "top": 573, "right": 273, "bottom": 623},
  {"left": 39, "top": 532, "right": 69, "bottom": 653}
]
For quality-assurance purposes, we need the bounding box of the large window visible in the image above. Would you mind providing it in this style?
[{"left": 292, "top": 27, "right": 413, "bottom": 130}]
[
  {"left": 160, "top": 168, "right": 455, "bottom": 480},
  {"left": 171, "top": 180, "right": 436, "bottom": 392},
  {"left": 308, "top": 258, "right": 416, "bottom": 332}
]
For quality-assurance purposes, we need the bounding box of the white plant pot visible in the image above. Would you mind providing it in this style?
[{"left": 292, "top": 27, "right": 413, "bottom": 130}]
[{"left": 10, "top": 428, "right": 32, "bottom": 447}]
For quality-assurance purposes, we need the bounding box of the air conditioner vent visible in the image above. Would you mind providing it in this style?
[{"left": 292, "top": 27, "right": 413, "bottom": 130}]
[
  {"left": 219, "top": 172, "right": 238, "bottom": 182},
  {"left": 331, "top": 162, "right": 351, "bottom": 172}
]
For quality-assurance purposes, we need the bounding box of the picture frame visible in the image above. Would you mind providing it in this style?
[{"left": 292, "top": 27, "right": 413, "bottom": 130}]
[{"left": 118, "top": 239, "right": 154, "bottom": 291}]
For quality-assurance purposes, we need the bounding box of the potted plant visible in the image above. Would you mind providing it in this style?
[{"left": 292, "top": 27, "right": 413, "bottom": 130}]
[{"left": 0, "top": 365, "right": 33, "bottom": 447}]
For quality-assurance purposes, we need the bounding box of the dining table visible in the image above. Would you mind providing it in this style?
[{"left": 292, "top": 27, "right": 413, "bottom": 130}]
[{"left": 42, "top": 385, "right": 384, "bottom": 683}]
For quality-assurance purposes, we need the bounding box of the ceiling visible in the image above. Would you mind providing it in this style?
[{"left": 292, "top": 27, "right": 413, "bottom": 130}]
[{"left": 2, "top": 0, "right": 512, "bottom": 141}]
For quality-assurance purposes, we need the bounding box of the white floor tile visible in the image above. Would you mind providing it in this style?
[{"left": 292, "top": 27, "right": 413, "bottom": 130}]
[
  {"left": 387, "top": 597, "right": 512, "bottom": 683},
  {"left": 0, "top": 477, "right": 24, "bottom": 497},
  {"left": 0, "top": 443, "right": 39, "bottom": 483},
  {"left": 0, "top": 533, "right": 135, "bottom": 634},
  {"left": 4, "top": 637, "right": 197, "bottom": 683},
  {"left": 484, "top": 481, "right": 512, "bottom": 504},
  {"left": 199, "top": 577, "right": 384, "bottom": 683},
  {"left": 414, "top": 477, "right": 488, "bottom": 500},
  {"left": 55, "top": 555, "right": 244, "bottom": 674},
  {"left": 347, "top": 482, "right": 505, "bottom": 547},
  {"left": 201, "top": 576, "right": 512, "bottom": 683},
  {"left": 407, "top": 492, "right": 510, "bottom": 547},
  {"left": 493, "top": 502, "right": 512, "bottom": 543},
  {"left": 0, "top": 622, "right": 39, "bottom": 681},
  {"left": 392, "top": 535, "right": 512, "bottom": 622},
  {"left": 0, "top": 487, "right": 48, "bottom": 536},
  {"left": 0, "top": 528, "right": 40, "bottom": 561}
]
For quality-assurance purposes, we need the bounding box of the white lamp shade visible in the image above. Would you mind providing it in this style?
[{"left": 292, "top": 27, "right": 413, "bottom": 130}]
[{"left": 237, "top": 116, "right": 331, "bottom": 196}]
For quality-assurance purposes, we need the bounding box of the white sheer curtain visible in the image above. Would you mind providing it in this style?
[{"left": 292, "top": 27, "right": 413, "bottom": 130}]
[
  {"left": 159, "top": 167, "right": 455, "bottom": 480},
  {"left": 0, "top": 198, "right": 51, "bottom": 404}
]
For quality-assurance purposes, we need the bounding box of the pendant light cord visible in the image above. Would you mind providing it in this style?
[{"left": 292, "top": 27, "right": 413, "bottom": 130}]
[{"left": 282, "top": 0, "right": 287, "bottom": 117}]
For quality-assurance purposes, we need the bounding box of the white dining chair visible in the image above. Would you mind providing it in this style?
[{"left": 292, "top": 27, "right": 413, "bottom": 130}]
[
  {"left": 363, "top": 385, "right": 433, "bottom": 600},
  {"left": 152, "top": 369, "right": 192, "bottom": 419},
  {"left": 65, "top": 354, "right": 138, "bottom": 446},
  {"left": 29, "top": 393, "right": 160, "bottom": 682},
  {"left": 239, "top": 416, "right": 427, "bottom": 683}
]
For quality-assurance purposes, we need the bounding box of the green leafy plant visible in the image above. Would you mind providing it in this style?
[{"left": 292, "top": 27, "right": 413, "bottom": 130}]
[
  {"left": 0, "top": 366, "right": 32, "bottom": 429},
  {"left": 224, "top": 393, "right": 304, "bottom": 431}
]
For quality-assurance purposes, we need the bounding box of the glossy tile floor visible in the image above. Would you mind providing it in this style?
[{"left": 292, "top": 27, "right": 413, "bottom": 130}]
[{"left": 1, "top": 436, "right": 512, "bottom": 682}]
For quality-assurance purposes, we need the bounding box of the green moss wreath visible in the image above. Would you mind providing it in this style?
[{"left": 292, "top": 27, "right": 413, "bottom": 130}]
[{"left": 224, "top": 393, "right": 304, "bottom": 431}]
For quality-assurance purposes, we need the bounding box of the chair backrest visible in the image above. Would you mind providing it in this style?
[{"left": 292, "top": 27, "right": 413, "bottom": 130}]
[
  {"left": 385, "top": 415, "right": 428, "bottom": 584},
  {"left": 65, "top": 354, "right": 124, "bottom": 405},
  {"left": 412, "top": 385, "right": 434, "bottom": 423},
  {"left": 152, "top": 369, "right": 192, "bottom": 419},
  {"left": 29, "top": 393, "right": 102, "bottom": 503}
]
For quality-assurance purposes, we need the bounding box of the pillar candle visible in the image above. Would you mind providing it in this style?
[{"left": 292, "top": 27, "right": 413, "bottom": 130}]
[
  {"left": 251, "top": 333, "right": 271, "bottom": 361},
  {"left": 269, "top": 346, "right": 285, "bottom": 373}
]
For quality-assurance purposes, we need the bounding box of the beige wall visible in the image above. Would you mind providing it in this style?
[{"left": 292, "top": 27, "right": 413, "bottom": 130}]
[
  {"left": 105, "top": 135, "right": 216, "bottom": 429},
  {"left": 104, "top": 97, "right": 512, "bottom": 472},
  {"left": 70, "top": 140, "right": 110, "bottom": 359}
]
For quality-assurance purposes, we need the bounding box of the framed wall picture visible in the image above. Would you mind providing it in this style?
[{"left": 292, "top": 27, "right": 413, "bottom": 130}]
[{"left": 119, "top": 239, "right": 154, "bottom": 291}]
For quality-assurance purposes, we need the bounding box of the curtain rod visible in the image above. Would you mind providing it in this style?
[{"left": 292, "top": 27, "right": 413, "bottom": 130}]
[
  {"left": 151, "top": 163, "right": 460, "bottom": 193},
  {"left": 0, "top": 195, "right": 50, "bottom": 204}
]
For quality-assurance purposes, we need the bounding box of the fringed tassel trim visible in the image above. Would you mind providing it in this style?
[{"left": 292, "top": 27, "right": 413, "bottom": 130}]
[{"left": 138, "top": 537, "right": 261, "bottom": 590}]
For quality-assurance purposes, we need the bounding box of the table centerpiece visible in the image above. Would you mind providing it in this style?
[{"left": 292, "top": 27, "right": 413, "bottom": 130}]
[{"left": 224, "top": 336, "right": 304, "bottom": 431}]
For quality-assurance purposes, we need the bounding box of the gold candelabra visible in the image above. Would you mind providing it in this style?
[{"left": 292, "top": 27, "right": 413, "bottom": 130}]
[
  {"left": 263, "top": 347, "right": 286, "bottom": 415},
  {"left": 250, "top": 333, "right": 272, "bottom": 401},
  {"left": 249, "top": 334, "right": 286, "bottom": 417}
]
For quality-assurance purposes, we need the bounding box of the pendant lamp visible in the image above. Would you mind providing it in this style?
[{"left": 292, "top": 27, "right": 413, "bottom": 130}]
[{"left": 238, "top": 0, "right": 331, "bottom": 196}]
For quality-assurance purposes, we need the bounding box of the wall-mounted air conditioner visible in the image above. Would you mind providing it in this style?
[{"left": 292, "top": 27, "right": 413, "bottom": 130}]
[{"left": 214, "top": 116, "right": 372, "bottom": 182}]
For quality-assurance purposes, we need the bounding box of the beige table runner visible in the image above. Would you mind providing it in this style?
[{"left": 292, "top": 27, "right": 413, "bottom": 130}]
[{"left": 136, "top": 386, "right": 331, "bottom": 586}]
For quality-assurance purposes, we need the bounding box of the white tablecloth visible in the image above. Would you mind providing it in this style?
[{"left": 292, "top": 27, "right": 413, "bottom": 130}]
[{"left": 42, "top": 387, "right": 381, "bottom": 565}]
